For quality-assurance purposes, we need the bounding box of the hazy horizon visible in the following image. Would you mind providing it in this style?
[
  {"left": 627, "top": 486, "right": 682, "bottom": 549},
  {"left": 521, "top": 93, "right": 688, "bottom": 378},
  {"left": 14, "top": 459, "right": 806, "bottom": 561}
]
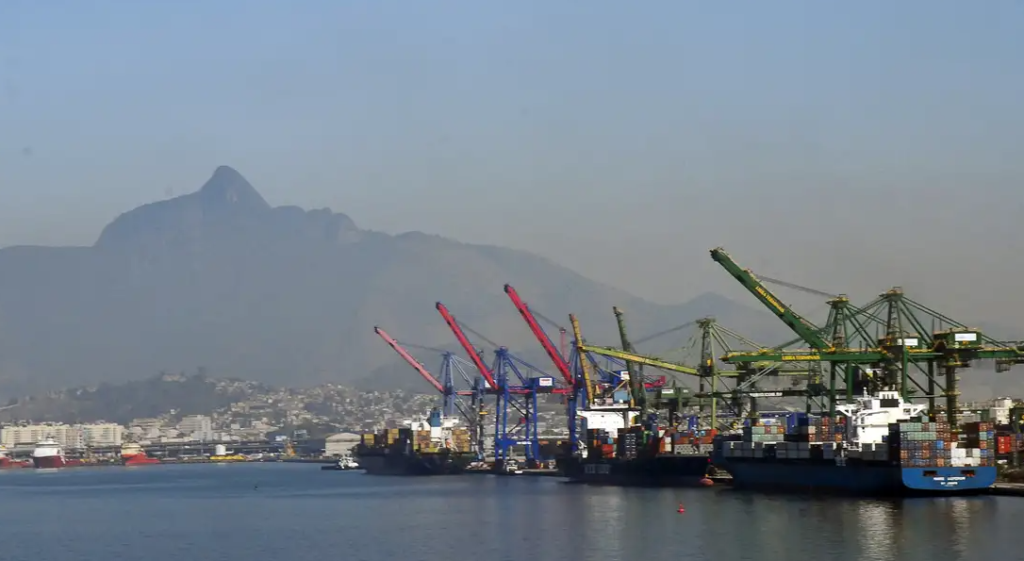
[{"left": 3, "top": 1, "right": 1023, "bottom": 329}]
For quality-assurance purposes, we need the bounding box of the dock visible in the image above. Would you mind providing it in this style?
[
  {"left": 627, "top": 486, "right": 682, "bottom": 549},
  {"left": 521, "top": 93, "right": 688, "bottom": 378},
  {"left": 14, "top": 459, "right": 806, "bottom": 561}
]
[
  {"left": 989, "top": 482, "right": 1024, "bottom": 496},
  {"left": 464, "top": 467, "right": 563, "bottom": 477}
]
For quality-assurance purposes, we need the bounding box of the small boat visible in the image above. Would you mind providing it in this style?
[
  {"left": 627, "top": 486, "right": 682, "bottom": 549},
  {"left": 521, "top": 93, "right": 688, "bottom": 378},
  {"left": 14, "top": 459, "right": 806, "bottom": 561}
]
[
  {"left": 321, "top": 456, "right": 361, "bottom": 471},
  {"left": 498, "top": 459, "right": 524, "bottom": 476}
]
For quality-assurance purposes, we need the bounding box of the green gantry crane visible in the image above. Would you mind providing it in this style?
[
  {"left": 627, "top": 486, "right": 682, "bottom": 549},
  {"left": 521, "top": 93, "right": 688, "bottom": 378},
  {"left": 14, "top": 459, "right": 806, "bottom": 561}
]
[{"left": 710, "top": 247, "right": 1024, "bottom": 425}]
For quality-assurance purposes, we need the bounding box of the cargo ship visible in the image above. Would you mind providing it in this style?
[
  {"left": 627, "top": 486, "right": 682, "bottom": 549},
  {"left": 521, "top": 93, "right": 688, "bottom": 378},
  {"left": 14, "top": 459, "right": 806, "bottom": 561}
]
[
  {"left": 354, "top": 408, "right": 477, "bottom": 476},
  {"left": 31, "top": 438, "right": 83, "bottom": 469},
  {"left": 121, "top": 443, "right": 162, "bottom": 466},
  {"left": 713, "top": 390, "right": 998, "bottom": 496},
  {"left": 560, "top": 410, "right": 713, "bottom": 486}
]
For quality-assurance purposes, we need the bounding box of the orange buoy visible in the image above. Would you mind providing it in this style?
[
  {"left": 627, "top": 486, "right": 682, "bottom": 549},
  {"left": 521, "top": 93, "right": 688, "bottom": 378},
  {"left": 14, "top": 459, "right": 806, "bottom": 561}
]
[
  {"left": 699, "top": 477, "right": 714, "bottom": 487},
  {"left": 677, "top": 503, "right": 685, "bottom": 513}
]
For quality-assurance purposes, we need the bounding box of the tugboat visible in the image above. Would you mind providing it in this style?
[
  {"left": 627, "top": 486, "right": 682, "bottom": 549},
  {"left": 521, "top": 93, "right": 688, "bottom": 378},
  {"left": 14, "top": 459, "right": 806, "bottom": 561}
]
[
  {"left": 321, "top": 456, "right": 361, "bottom": 471},
  {"left": 121, "top": 443, "right": 162, "bottom": 466}
]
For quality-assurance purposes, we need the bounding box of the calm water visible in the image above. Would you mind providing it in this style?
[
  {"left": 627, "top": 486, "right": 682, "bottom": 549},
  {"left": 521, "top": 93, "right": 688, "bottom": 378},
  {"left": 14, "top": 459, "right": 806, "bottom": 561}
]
[{"left": 0, "top": 463, "right": 1018, "bottom": 561}]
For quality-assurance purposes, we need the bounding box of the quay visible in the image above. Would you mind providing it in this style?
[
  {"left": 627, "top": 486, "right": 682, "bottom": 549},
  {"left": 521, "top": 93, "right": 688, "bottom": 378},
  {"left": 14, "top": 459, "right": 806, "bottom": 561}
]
[{"left": 989, "top": 483, "right": 1024, "bottom": 496}]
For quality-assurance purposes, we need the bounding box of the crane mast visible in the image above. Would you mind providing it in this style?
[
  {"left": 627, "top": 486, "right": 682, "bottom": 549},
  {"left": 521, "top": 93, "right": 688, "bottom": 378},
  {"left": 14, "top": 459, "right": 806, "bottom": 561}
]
[
  {"left": 569, "top": 314, "right": 596, "bottom": 406},
  {"left": 613, "top": 306, "right": 647, "bottom": 419}
]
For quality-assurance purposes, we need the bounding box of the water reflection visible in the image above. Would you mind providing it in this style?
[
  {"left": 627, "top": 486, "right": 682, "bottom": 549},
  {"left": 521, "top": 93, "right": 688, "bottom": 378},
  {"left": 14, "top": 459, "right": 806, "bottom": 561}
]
[
  {"left": 856, "top": 501, "right": 899, "bottom": 561},
  {"left": 0, "top": 466, "right": 1021, "bottom": 561}
]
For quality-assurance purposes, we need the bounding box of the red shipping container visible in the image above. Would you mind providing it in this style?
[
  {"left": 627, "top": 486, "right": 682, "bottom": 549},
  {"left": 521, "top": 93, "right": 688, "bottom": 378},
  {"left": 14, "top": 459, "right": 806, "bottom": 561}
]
[{"left": 997, "top": 436, "right": 1011, "bottom": 455}]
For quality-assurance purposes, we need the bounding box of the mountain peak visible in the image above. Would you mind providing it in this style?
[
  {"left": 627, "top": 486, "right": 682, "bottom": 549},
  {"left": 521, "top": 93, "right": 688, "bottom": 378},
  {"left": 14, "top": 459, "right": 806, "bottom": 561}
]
[
  {"left": 196, "top": 166, "right": 270, "bottom": 212},
  {"left": 93, "top": 166, "right": 271, "bottom": 249}
]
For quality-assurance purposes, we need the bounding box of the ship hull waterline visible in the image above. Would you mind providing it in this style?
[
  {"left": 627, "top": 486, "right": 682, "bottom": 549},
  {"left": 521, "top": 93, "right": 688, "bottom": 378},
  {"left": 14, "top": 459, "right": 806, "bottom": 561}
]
[
  {"left": 355, "top": 450, "right": 475, "bottom": 476},
  {"left": 559, "top": 454, "right": 712, "bottom": 487},
  {"left": 32, "top": 456, "right": 68, "bottom": 469}
]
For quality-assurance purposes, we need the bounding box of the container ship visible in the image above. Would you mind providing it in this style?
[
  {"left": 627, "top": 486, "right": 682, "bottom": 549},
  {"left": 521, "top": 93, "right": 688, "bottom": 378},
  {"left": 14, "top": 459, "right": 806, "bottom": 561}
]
[
  {"left": 559, "top": 410, "right": 713, "bottom": 486},
  {"left": 121, "top": 443, "right": 162, "bottom": 466},
  {"left": 713, "top": 390, "right": 997, "bottom": 496},
  {"left": 354, "top": 408, "right": 477, "bottom": 476},
  {"left": 31, "top": 438, "right": 83, "bottom": 469}
]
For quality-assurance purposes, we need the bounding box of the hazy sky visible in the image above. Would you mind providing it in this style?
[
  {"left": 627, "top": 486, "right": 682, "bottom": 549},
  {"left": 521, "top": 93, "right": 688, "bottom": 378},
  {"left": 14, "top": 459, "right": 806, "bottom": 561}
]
[{"left": 2, "top": 1, "right": 1023, "bottom": 326}]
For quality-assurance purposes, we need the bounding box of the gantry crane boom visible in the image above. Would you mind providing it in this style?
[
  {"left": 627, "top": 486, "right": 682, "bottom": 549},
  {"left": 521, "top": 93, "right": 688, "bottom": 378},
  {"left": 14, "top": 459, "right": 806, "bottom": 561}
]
[
  {"left": 374, "top": 326, "right": 445, "bottom": 393},
  {"left": 578, "top": 344, "right": 703, "bottom": 376},
  {"left": 435, "top": 302, "right": 499, "bottom": 390},
  {"left": 504, "top": 284, "right": 575, "bottom": 387},
  {"left": 710, "top": 247, "right": 832, "bottom": 350}
]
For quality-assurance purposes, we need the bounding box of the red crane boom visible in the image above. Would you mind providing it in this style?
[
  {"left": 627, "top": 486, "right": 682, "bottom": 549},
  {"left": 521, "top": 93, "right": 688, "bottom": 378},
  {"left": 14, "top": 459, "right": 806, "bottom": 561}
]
[
  {"left": 435, "top": 302, "right": 498, "bottom": 390},
  {"left": 373, "top": 326, "right": 445, "bottom": 393},
  {"left": 503, "top": 284, "right": 574, "bottom": 387}
]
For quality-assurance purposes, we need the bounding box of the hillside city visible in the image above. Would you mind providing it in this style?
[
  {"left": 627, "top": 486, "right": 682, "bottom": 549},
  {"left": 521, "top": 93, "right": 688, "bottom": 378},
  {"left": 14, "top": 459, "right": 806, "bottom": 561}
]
[{"left": 0, "top": 375, "right": 569, "bottom": 450}]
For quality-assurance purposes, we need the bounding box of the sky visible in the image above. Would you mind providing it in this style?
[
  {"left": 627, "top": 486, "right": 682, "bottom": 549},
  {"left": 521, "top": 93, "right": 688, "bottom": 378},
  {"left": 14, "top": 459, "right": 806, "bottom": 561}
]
[{"left": 1, "top": 1, "right": 1023, "bottom": 327}]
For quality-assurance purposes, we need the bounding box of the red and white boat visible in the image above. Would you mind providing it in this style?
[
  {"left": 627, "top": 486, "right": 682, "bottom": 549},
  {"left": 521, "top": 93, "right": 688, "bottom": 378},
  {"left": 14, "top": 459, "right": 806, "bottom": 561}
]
[
  {"left": 31, "top": 438, "right": 70, "bottom": 468},
  {"left": 121, "top": 443, "right": 161, "bottom": 466},
  {"left": 0, "top": 445, "right": 27, "bottom": 469}
]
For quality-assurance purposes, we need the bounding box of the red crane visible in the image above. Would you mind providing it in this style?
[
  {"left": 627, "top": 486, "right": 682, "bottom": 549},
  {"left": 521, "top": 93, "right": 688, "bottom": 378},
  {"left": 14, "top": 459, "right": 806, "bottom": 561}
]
[
  {"left": 374, "top": 326, "right": 460, "bottom": 394},
  {"left": 435, "top": 302, "right": 499, "bottom": 390},
  {"left": 503, "top": 284, "right": 575, "bottom": 387}
]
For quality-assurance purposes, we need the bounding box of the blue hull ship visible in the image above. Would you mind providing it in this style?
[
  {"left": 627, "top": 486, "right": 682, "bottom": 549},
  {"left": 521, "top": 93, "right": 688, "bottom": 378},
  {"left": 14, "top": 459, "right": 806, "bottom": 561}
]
[
  {"left": 713, "top": 455, "right": 996, "bottom": 496},
  {"left": 713, "top": 390, "right": 998, "bottom": 497}
]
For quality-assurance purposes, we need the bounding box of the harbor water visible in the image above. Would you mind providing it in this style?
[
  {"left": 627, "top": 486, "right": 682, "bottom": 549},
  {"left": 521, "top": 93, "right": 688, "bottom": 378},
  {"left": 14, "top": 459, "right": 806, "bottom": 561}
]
[{"left": 0, "top": 462, "right": 1018, "bottom": 560}]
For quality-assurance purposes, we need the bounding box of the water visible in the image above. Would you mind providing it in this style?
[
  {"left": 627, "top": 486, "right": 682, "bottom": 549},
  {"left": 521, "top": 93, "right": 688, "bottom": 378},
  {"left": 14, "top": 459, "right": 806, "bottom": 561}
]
[{"left": 0, "top": 463, "right": 1018, "bottom": 561}]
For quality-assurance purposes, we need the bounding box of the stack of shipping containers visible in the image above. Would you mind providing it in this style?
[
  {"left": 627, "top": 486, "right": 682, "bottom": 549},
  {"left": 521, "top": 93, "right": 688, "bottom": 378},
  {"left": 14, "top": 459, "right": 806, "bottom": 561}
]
[
  {"left": 719, "top": 415, "right": 848, "bottom": 460},
  {"left": 616, "top": 427, "right": 643, "bottom": 459}
]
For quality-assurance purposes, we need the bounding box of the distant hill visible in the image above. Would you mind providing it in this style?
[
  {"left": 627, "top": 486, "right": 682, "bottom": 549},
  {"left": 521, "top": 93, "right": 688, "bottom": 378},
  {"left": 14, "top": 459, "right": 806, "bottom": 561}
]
[
  {"left": 0, "top": 372, "right": 268, "bottom": 425},
  {"left": 0, "top": 166, "right": 823, "bottom": 398}
]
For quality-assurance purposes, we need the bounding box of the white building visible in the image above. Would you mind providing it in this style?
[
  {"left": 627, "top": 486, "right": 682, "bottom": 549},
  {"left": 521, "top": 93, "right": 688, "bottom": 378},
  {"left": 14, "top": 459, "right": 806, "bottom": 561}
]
[
  {"left": 1, "top": 423, "right": 124, "bottom": 449},
  {"left": 1, "top": 424, "right": 79, "bottom": 448},
  {"left": 177, "top": 415, "right": 213, "bottom": 441},
  {"left": 324, "top": 432, "right": 361, "bottom": 457},
  {"left": 82, "top": 423, "right": 123, "bottom": 447}
]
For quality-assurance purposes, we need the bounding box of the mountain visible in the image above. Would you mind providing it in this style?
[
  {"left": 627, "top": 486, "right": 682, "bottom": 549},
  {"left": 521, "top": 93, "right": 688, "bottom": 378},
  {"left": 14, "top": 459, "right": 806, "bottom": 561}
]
[{"left": 0, "top": 166, "right": 807, "bottom": 398}]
